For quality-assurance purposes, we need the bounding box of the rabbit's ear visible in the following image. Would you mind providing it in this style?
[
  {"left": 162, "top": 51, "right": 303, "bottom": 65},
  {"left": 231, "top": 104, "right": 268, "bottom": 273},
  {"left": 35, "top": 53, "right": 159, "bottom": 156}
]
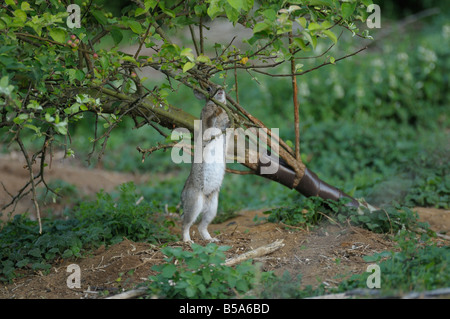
[
  {"left": 193, "top": 89, "right": 206, "bottom": 100},
  {"left": 193, "top": 86, "right": 213, "bottom": 100}
]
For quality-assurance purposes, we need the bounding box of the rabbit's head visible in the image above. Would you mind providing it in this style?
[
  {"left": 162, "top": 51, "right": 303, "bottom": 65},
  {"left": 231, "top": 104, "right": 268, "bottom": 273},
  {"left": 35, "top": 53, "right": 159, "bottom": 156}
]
[{"left": 194, "top": 85, "right": 226, "bottom": 104}]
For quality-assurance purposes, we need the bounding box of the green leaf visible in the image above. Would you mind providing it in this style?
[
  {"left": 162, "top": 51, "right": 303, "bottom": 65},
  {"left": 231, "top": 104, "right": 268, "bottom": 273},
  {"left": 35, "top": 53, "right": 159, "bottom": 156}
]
[
  {"left": 24, "top": 124, "right": 40, "bottom": 134},
  {"left": 236, "top": 279, "right": 249, "bottom": 292},
  {"left": 262, "top": 9, "right": 276, "bottom": 22},
  {"left": 100, "top": 56, "right": 110, "bottom": 70},
  {"left": 186, "top": 286, "right": 196, "bottom": 297},
  {"left": 49, "top": 27, "right": 67, "bottom": 43},
  {"left": 121, "top": 56, "right": 139, "bottom": 66},
  {"left": 135, "top": 7, "right": 148, "bottom": 17},
  {"left": 134, "top": 0, "right": 158, "bottom": 17},
  {"left": 145, "top": 0, "right": 158, "bottom": 10},
  {"left": 253, "top": 22, "right": 270, "bottom": 34},
  {"left": 227, "top": 0, "right": 243, "bottom": 11},
  {"left": 13, "top": 113, "right": 29, "bottom": 125},
  {"left": 66, "top": 68, "right": 77, "bottom": 82},
  {"left": 161, "top": 264, "right": 177, "bottom": 278},
  {"left": 243, "top": 0, "right": 254, "bottom": 11},
  {"left": 128, "top": 21, "right": 143, "bottom": 34},
  {"left": 182, "top": 61, "right": 195, "bottom": 73},
  {"left": 186, "top": 258, "right": 201, "bottom": 269},
  {"left": 207, "top": 0, "right": 222, "bottom": 19},
  {"left": 302, "top": 30, "right": 317, "bottom": 49},
  {"left": 322, "top": 29, "right": 337, "bottom": 44},
  {"left": 75, "top": 70, "right": 85, "bottom": 81},
  {"left": 21, "top": 2, "right": 32, "bottom": 11},
  {"left": 110, "top": 29, "right": 123, "bottom": 45},
  {"left": 15, "top": 258, "right": 30, "bottom": 268},
  {"left": 0, "top": 76, "right": 14, "bottom": 95},
  {"left": 28, "top": 248, "right": 42, "bottom": 258},
  {"left": 308, "top": 0, "right": 333, "bottom": 6},
  {"left": 180, "top": 48, "right": 195, "bottom": 62},
  {"left": 296, "top": 17, "right": 307, "bottom": 28},
  {"left": 308, "top": 22, "right": 322, "bottom": 31},
  {"left": 54, "top": 122, "right": 68, "bottom": 135},
  {"left": 62, "top": 249, "right": 73, "bottom": 258},
  {"left": 194, "top": 4, "right": 206, "bottom": 16},
  {"left": 196, "top": 54, "right": 211, "bottom": 64},
  {"left": 225, "top": 4, "right": 239, "bottom": 24},
  {"left": 92, "top": 10, "right": 108, "bottom": 25},
  {"left": 162, "top": 8, "right": 176, "bottom": 18},
  {"left": 13, "top": 9, "right": 27, "bottom": 24},
  {"left": 341, "top": 2, "right": 357, "bottom": 19}
]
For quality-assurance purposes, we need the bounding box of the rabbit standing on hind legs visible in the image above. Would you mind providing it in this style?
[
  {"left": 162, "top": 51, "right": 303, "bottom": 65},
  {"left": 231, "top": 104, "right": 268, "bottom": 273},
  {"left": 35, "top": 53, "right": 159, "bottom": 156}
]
[{"left": 181, "top": 87, "right": 230, "bottom": 243}]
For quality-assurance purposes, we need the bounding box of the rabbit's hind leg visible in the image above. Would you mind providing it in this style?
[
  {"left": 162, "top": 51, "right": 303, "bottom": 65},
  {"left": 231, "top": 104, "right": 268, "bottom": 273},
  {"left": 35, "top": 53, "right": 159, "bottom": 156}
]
[
  {"left": 182, "top": 193, "right": 204, "bottom": 243},
  {"left": 199, "top": 191, "right": 220, "bottom": 242}
]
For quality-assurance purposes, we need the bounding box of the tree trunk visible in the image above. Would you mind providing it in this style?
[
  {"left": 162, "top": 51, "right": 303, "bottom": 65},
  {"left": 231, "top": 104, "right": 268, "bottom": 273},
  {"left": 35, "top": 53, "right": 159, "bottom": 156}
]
[{"left": 255, "top": 153, "right": 360, "bottom": 207}]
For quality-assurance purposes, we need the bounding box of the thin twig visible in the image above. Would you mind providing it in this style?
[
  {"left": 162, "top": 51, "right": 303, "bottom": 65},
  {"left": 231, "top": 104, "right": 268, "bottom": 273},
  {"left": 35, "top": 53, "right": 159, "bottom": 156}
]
[
  {"left": 289, "top": 31, "right": 301, "bottom": 162},
  {"left": 199, "top": 16, "right": 204, "bottom": 55},
  {"left": 234, "top": 61, "right": 239, "bottom": 104},
  {"left": 16, "top": 134, "right": 42, "bottom": 234},
  {"left": 134, "top": 21, "right": 153, "bottom": 60},
  {"left": 188, "top": 24, "right": 200, "bottom": 56},
  {"left": 252, "top": 46, "right": 368, "bottom": 78}
]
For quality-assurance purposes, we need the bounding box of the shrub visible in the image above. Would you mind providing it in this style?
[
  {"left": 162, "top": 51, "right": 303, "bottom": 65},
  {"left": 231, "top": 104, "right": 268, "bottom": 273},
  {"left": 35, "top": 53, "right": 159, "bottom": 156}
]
[{"left": 145, "top": 243, "right": 270, "bottom": 299}]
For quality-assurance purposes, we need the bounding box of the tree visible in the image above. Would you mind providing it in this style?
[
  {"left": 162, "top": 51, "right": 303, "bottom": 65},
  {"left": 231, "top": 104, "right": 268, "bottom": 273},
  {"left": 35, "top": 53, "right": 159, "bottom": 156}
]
[{"left": 0, "top": 0, "right": 375, "bottom": 232}]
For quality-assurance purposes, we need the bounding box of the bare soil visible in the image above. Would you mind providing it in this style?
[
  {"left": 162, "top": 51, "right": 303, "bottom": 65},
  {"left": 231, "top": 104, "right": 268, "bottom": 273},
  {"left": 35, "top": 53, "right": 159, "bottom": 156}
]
[{"left": 0, "top": 153, "right": 448, "bottom": 299}]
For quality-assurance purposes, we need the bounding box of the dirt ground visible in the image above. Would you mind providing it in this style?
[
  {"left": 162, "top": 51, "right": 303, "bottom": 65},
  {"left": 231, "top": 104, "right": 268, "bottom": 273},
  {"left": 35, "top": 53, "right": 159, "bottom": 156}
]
[{"left": 0, "top": 153, "right": 449, "bottom": 299}]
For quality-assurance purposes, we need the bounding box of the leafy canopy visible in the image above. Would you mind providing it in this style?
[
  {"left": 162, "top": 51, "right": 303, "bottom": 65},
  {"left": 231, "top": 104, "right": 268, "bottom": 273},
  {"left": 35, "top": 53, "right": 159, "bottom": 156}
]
[{"left": 1, "top": 0, "right": 373, "bottom": 140}]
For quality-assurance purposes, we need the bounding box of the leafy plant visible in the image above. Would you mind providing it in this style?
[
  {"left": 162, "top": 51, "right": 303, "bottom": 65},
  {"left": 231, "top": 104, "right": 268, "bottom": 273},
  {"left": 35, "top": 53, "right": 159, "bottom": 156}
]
[
  {"left": 73, "top": 182, "right": 178, "bottom": 244},
  {"left": 265, "top": 195, "right": 424, "bottom": 235},
  {"left": 0, "top": 182, "right": 176, "bottom": 282},
  {"left": 338, "top": 230, "right": 450, "bottom": 295},
  {"left": 264, "top": 196, "right": 347, "bottom": 228},
  {"left": 145, "top": 243, "right": 270, "bottom": 299},
  {"left": 37, "top": 179, "right": 80, "bottom": 205}
]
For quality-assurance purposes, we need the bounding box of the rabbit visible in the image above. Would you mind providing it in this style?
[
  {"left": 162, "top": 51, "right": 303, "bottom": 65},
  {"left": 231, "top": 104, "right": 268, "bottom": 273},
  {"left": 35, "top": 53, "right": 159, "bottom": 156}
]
[{"left": 181, "top": 86, "right": 230, "bottom": 243}]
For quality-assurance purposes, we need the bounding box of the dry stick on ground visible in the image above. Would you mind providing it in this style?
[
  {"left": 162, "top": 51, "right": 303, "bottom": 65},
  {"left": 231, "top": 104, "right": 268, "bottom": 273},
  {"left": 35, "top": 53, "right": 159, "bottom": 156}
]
[
  {"left": 106, "top": 287, "right": 148, "bottom": 299},
  {"left": 224, "top": 239, "right": 285, "bottom": 266}
]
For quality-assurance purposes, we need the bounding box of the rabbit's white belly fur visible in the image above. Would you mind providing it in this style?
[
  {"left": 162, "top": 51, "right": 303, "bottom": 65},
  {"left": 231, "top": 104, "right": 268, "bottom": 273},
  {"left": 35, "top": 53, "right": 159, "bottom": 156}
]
[{"left": 202, "top": 135, "right": 225, "bottom": 195}]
